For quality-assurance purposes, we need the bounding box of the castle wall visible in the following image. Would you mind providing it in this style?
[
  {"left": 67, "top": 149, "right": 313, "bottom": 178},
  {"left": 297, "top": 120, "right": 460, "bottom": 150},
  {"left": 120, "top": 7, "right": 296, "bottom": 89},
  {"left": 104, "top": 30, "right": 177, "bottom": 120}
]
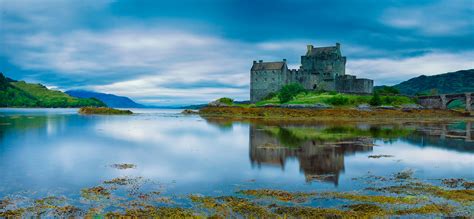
[
  {"left": 335, "top": 75, "right": 373, "bottom": 94},
  {"left": 250, "top": 68, "right": 287, "bottom": 102},
  {"left": 249, "top": 44, "right": 374, "bottom": 102}
]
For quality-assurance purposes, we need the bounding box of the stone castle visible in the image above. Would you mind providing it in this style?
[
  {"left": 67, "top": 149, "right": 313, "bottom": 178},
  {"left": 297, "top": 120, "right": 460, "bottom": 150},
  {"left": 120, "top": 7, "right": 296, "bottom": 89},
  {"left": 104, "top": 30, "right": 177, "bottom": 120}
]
[{"left": 250, "top": 43, "right": 373, "bottom": 102}]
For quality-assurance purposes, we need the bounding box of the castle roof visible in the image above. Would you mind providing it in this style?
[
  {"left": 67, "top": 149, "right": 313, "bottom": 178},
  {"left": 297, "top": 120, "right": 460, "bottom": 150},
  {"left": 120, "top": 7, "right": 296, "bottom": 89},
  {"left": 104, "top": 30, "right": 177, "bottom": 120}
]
[
  {"left": 306, "top": 46, "right": 340, "bottom": 56},
  {"left": 251, "top": 61, "right": 286, "bottom": 71}
]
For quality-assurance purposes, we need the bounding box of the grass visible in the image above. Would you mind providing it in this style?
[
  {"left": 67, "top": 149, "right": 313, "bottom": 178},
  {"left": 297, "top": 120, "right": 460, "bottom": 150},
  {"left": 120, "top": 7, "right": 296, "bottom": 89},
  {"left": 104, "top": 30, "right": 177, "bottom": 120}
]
[
  {"left": 78, "top": 107, "right": 133, "bottom": 115},
  {"left": 9, "top": 81, "right": 105, "bottom": 108},
  {"left": 254, "top": 92, "right": 415, "bottom": 107}
]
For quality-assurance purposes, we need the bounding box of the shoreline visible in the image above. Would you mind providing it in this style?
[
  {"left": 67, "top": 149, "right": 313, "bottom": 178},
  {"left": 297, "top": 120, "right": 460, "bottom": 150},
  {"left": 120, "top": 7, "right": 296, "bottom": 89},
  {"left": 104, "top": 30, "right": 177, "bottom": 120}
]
[{"left": 198, "top": 106, "right": 474, "bottom": 122}]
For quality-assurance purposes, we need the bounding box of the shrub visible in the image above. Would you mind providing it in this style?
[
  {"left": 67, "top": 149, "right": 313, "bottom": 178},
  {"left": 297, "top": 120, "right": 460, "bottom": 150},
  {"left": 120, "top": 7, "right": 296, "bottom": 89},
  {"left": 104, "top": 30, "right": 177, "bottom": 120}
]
[
  {"left": 217, "top": 97, "right": 234, "bottom": 105},
  {"left": 278, "top": 83, "right": 306, "bottom": 103},
  {"left": 369, "top": 91, "right": 382, "bottom": 106},
  {"left": 328, "top": 91, "right": 338, "bottom": 95},
  {"left": 325, "top": 95, "right": 349, "bottom": 106},
  {"left": 375, "top": 86, "right": 400, "bottom": 95},
  {"left": 263, "top": 92, "right": 277, "bottom": 100}
]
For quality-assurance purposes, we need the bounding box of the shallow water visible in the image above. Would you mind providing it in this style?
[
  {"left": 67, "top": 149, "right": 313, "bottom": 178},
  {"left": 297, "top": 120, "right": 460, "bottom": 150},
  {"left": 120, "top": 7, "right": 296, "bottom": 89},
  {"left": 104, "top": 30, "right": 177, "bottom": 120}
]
[{"left": 0, "top": 108, "right": 473, "bottom": 215}]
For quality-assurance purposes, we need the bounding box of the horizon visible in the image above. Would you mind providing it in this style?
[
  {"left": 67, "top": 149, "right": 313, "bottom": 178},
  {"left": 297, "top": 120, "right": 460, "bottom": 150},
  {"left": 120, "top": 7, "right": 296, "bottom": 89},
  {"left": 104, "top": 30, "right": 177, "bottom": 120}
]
[{"left": 1, "top": 0, "right": 473, "bottom": 106}]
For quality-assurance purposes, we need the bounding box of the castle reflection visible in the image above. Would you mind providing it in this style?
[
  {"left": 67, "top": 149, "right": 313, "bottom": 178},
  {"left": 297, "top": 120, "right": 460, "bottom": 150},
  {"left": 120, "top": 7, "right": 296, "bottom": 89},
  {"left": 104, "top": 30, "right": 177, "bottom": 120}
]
[{"left": 249, "top": 125, "right": 374, "bottom": 185}]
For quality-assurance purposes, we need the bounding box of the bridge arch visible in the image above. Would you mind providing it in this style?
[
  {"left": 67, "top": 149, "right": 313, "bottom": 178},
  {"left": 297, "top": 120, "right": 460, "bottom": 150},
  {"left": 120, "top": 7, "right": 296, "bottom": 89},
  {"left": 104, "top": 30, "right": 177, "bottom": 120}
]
[{"left": 418, "top": 92, "right": 472, "bottom": 111}]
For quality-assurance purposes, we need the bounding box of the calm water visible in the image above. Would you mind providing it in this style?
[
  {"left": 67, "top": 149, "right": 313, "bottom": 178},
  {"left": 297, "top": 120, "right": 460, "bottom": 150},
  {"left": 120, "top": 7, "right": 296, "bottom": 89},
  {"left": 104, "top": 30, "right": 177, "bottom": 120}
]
[{"left": 0, "top": 108, "right": 473, "bottom": 209}]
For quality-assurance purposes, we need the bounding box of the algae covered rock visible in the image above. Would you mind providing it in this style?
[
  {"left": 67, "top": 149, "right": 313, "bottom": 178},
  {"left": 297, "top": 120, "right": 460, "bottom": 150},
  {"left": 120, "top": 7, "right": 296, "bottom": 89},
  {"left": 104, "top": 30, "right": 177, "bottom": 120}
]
[{"left": 78, "top": 107, "right": 133, "bottom": 115}]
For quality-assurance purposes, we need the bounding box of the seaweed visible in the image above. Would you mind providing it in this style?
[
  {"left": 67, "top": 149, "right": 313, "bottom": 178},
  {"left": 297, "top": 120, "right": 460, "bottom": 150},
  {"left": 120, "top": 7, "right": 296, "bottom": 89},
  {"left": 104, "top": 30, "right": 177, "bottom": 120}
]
[
  {"left": 81, "top": 186, "right": 111, "bottom": 200},
  {"left": 110, "top": 163, "right": 136, "bottom": 170},
  {"left": 238, "top": 189, "right": 314, "bottom": 202}
]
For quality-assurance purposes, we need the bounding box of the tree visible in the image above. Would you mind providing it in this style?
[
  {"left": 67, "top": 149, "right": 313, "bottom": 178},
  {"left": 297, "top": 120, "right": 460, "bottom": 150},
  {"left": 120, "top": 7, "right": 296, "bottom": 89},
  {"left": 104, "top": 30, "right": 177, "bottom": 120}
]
[
  {"left": 278, "top": 83, "right": 306, "bottom": 103},
  {"left": 369, "top": 91, "right": 381, "bottom": 106}
]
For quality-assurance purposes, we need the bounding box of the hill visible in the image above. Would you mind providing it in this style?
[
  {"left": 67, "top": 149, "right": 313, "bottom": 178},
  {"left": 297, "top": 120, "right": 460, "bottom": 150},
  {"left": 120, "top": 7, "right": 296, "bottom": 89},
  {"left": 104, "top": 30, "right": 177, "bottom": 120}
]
[
  {"left": 391, "top": 69, "right": 474, "bottom": 95},
  {"left": 0, "top": 73, "right": 105, "bottom": 108},
  {"left": 66, "top": 90, "right": 145, "bottom": 108}
]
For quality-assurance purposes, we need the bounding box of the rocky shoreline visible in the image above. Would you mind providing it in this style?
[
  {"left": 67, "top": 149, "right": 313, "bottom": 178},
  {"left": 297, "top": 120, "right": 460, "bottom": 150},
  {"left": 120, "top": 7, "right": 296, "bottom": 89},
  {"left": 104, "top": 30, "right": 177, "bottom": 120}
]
[{"left": 195, "top": 105, "right": 472, "bottom": 121}]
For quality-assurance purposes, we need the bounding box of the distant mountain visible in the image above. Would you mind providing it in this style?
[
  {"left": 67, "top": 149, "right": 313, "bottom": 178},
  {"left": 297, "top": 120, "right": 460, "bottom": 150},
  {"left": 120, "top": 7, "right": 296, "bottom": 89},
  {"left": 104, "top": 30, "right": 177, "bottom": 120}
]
[
  {"left": 66, "top": 90, "right": 146, "bottom": 108},
  {"left": 378, "top": 69, "right": 474, "bottom": 95},
  {"left": 0, "top": 73, "right": 105, "bottom": 108}
]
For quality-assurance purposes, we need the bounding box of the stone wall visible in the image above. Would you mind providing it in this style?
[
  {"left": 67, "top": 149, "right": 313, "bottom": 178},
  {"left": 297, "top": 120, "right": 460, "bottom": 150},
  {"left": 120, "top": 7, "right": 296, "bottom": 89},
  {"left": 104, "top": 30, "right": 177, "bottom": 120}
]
[
  {"left": 250, "top": 67, "right": 287, "bottom": 102},
  {"left": 335, "top": 75, "right": 373, "bottom": 94}
]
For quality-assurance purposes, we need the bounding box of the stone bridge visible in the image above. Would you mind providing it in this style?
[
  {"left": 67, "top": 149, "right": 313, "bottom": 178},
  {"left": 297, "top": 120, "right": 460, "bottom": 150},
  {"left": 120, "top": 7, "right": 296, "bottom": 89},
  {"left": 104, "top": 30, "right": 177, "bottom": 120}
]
[{"left": 417, "top": 93, "right": 473, "bottom": 111}]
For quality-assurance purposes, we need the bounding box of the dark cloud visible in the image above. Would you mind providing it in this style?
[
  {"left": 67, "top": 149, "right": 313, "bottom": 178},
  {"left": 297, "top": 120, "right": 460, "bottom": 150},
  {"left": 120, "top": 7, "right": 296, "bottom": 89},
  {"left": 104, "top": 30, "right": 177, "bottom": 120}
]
[{"left": 0, "top": 0, "right": 472, "bottom": 106}]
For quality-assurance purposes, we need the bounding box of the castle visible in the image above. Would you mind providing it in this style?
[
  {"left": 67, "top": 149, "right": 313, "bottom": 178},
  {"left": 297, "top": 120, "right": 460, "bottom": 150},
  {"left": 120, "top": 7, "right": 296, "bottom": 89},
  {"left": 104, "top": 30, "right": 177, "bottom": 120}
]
[{"left": 250, "top": 43, "right": 373, "bottom": 102}]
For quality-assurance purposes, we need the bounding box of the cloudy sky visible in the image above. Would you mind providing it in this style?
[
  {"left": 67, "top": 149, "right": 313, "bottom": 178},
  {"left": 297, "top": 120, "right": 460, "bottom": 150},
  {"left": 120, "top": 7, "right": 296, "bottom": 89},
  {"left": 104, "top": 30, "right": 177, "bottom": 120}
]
[{"left": 1, "top": 0, "right": 473, "bottom": 106}]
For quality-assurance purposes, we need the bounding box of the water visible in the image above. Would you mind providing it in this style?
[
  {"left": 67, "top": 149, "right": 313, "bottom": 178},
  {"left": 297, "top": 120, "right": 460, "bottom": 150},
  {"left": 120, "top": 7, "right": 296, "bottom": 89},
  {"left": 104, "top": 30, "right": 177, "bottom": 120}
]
[{"left": 0, "top": 108, "right": 473, "bottom": 214}]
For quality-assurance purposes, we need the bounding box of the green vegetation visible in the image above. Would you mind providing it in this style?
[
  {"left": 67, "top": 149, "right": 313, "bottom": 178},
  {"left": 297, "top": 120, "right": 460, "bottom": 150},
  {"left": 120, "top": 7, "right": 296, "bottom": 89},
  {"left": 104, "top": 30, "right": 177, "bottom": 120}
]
[
  {"left": 217, "top": 97, "right": 234, "bottom": 105},
  {"left": 369, "top": 91, "right": 382, "bottom": 106},
  {"left": 0, "top": 73, "right": 105, "bottom": 108},
  {"left": 256, "top": 91, "right": 415, "bottom": 107},
  {"left": 277, "top": 83, "right": 306, "bottom": 103},
  {"left": 78, "top": 107, "right": 133, "bottom": 115},
  {"left": 262, "top": 125, "right": 414, "bottom": 147},
  {"left": 2, "top": 172, "right": 472, "bottom": 217},
  {"left": 386, "top": 69, "right": 474, "bottom": 95},
  {"left": 374, "top": 85, "right": 400, "bottom": 95}
]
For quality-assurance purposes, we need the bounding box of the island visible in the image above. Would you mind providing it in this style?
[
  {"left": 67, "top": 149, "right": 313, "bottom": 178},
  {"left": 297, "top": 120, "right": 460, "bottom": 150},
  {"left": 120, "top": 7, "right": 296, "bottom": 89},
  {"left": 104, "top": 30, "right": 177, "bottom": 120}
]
[{"left": 78, "top": 107, "right": 133, "bottom": 115}]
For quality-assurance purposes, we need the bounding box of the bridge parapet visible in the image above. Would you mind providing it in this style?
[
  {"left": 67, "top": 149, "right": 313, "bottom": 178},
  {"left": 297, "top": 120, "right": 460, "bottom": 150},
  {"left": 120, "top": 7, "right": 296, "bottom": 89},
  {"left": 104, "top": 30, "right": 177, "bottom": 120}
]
[{"left": 417, "top": 92, "right": 472, "bottom": 111}]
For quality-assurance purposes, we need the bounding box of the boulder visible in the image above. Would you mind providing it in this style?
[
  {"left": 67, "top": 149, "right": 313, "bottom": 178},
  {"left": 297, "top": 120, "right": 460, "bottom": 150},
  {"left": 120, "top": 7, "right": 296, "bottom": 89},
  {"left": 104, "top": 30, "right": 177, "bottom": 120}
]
[
  {"left": 377, "top": 105, "right": 397, "bottom": 110},
  {"left": 356, "top": 104, "right": 372, "bottom": 111},
  {"left": 208, "top": 100, "right": 229, "bottom": 107},
  {"left": 401, "top": 104, "right": 424, "bottom": 110},
  {"left": 281, "top": 103, "right": 332, "bottom": 109},
  {"left": 181, "top": 109, "right": 199, "bottom": 114}
]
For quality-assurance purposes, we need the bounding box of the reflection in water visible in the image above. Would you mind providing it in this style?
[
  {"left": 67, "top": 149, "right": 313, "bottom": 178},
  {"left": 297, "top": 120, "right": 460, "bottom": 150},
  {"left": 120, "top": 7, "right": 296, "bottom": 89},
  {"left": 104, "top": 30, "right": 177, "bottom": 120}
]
[
  {"left": 0, "top": 109, "right": 473, "bottom": 209},
  {"left": 249, "top": 125, "right": 373, "bottom": 185},
  {"left": 403, "top": 122, "right": 473, "bottom": 152}
]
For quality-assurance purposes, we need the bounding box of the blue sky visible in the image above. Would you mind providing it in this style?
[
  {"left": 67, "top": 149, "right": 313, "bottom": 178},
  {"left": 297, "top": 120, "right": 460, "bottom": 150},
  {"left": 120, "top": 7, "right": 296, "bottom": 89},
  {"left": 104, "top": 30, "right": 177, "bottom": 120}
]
[{"left": 1, "top": 0, "right": 473, "bottom": 106}]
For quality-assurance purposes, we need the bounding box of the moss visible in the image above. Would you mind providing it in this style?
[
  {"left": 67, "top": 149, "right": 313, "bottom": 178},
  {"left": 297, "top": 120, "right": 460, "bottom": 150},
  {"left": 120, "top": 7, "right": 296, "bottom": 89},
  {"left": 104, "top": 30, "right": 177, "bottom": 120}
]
[
  {"left": 273, "top": 206, "right": 349, "bottom": 218},
  {"left": 218, "top": 196, "right": 274, "bottom": 218},
  {"left": 366, "top": 182, "right": 474, "bottom": 203},
  {"left": 346, "top": 203, "right": 387, "bottom": 216},
  {"left": 394, "top": 169, "right": 414, "bottom": 180},
  {"left": 123, "top": 206, "right": 197, "bottom": 218},
  {"left": 190, "top": 195, "right": 229, "bottom": 217},
  {"left": 0, "top": 208, "right": 25, "bottom": 217},
  {"left": 325, "top": 192, "right": 422, "bottom": 204},
  {"left": 110, "top": 163, "right": 136, "bottom": 169},
  {"left": 81, "top": 186, "right": 111, "bottom": 200},
  {"left": 27, "top": 196, "right": 66, "bottom": 215},
  {"left": 395, "top": 204, "right": 454, "bottom": 215},
  {"left": 52, "top": 205, "right": 83, "bottom": 217},
  {"left": 238, "top": 189, "right": 314, "bottom": 202},
  {"left": 78, "top": 107, "right": 133, "bottom": 115}
]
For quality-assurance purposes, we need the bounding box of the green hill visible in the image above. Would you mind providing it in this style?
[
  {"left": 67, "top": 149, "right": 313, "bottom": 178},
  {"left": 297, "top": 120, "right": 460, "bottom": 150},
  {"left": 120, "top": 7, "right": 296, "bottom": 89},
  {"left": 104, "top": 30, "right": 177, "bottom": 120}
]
[
  {"left": 0, "top": 73, "right": 106, "bottom": 108},
  {"left": 391, "top": 69, "right": 474, "bottom": 95}
]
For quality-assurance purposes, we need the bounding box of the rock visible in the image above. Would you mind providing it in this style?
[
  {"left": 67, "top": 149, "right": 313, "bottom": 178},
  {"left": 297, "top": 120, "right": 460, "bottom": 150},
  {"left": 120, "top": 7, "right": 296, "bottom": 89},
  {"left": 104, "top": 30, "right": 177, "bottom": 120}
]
[
  {"left": 376, "top": 105, "right": 397, "bottom": 110},
  {"left": 281, "top": 103, "right": 331, "bottom": 109},
  {"left": 208, "top": 100, "right": 229, "bottom": 107},
  {"left": 181, "top": 109, "right": 199, "bottom": 114},
  {"left": 401, "top": 104, "right": 424, "bottom": 110},
  {"left": 257, "top": 104, "right": 279, "bottom": 108},
  {"left": 356, "top": 104, "right": 372, "bottom": 111}
]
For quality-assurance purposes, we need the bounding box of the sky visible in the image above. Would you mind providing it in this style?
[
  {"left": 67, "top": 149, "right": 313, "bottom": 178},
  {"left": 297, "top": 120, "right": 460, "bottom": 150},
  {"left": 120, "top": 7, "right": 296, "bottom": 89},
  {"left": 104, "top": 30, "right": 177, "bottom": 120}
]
[{"left": 0, "top": 0, "right": 473, "bottom": 106}]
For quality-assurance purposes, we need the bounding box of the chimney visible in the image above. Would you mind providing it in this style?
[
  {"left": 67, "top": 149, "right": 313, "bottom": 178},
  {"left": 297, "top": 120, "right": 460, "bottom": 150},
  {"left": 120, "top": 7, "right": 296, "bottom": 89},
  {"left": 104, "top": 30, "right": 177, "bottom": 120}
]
[
  {"left": 259, "top": 60, "right": 263, "bottom": 63},
  {"left": 283, "top": 59, "right": 287, "bottom": 63},
  {"left": 253, "top": 60, "right": 257, "bottom": 64},
  {"left": 336, "top": 42, "right": 340, "bottom": 49},
  {"left": 307, "top": 45, "right": 313, "bottom": 53}
]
